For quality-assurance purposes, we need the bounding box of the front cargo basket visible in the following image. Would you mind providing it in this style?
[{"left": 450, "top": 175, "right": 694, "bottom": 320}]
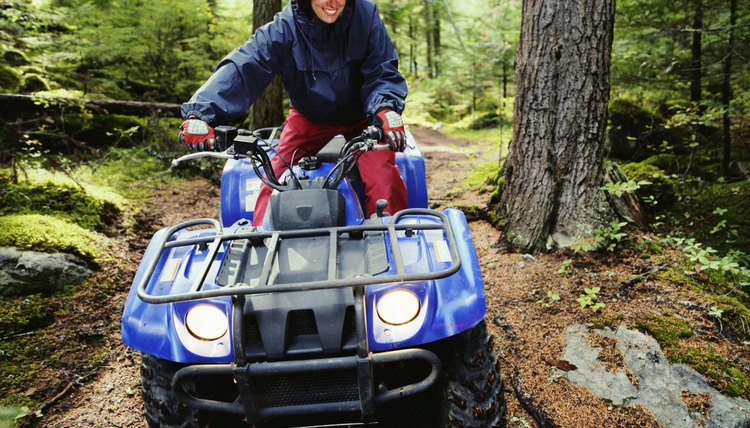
[{"left": 136, "top": 209, "right": 462, "bottom": 304}]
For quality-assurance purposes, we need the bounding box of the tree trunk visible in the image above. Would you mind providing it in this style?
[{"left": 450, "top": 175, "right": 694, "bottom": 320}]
[
  {"left": 432, "top": 2, "right": 441, "bottom": 77},
  {"left": 409, "top": 15, "right": 415, "bottom": 74},
  {"left": 0, "top": 93, "right": 181, "bottom": 117},
  {"left": 496, "top": 0, "right": 616, "bottom": 251},
  {"left": 423, "top": 0, "right": 433, "bottom": 79},
  {"left": 690, "top": 0, "right": 703, "bottom": 106},
  {"left": 722, "top": 0, "right": 737, "bottom": 178},
  {"left": 251, "top": 0, "right": 284, "bottom": 129}
]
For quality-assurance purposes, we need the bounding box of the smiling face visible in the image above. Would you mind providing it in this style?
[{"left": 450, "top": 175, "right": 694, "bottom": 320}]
[{"left": 310, "top": 0, "right": 346, "bottom": 24}]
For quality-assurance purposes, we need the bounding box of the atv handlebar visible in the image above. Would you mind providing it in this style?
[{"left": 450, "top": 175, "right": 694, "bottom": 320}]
[{"left": 171, "top": 125, "right": 390, "bottom": 191}]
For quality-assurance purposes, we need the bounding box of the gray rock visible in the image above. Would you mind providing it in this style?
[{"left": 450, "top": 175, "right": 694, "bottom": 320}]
[
  {"left": 562, "top": 324, "right": 638, "bottom": 405},
  {"left": 0, "top": 247, "right": 92, "bottom": 295},
  {"left": 562, "top": 324, "right": 750, "bottom": 428}
]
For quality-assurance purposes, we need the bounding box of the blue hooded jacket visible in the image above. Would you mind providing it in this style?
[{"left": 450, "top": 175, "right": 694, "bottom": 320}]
[{"left": 181, "top": 0, "right": 407, "bottom": 126}]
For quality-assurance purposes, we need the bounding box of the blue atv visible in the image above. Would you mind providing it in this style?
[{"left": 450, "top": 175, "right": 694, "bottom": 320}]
[{"left": 121, "top": 126, "right": 505, "bottom": 427}]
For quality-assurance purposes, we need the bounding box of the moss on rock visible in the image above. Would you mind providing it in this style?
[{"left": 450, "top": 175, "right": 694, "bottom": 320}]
[
  {"left": 635, "top": 314, "right": 693, "bottom": 348},
  {"left": 0, "top": 64, "right": 21, "bottom": 92},
  {"left": 620, "top": 161, "right": 676, "bottom": 214},
  {"left": 642, "top": 153, "right": 680, "bottom": 174},
  {"left": 0, "top": 177, "right": 123, "bottom": 231},
  {"left": 2, "top": 49, "right": 30, "bottom": 66},
  {"left": 0, "top": 214, "right": 101, "bottom": 263},
  {"left": 19, "top": 72, "right": 50, "bottom": 92},
  {"left": 670, "top": 346, "right": 750, "bottom": 399}
]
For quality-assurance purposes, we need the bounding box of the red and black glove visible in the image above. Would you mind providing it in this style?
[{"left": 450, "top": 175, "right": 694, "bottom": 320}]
[
  {"left": 179, "top": 118, "right": 216, "bottom": 152},
  {"left": 372, "top": 109, "right": 406, "bottom": 152}
]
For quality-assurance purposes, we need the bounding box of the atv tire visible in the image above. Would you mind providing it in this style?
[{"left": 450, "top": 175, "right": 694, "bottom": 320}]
[
  {"left": 141, "top": 354, "right": 201, "bottom": 428},
  {"left": 438, "top": 320, "right": 506, "bottom": 427},
  {"left": 140, "top": 354, "right": 245, "bottom": 428}
]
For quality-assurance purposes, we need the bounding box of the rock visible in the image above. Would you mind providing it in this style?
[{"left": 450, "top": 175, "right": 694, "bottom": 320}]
[
  {"left": 562, "top": 325, "right": 750, "bottom": 428},
  {"left": 522, "top": 254, "right": 536, "bottom": 263},
  {"left": 0, "top": 247, "right": 92, "bottom": 296},
  {"left": 562, "top": 325, "right": 638, "bottom": 406}
]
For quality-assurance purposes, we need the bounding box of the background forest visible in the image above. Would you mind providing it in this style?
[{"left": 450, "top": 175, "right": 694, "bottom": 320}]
[
  {"left": 1, "top": 0, "right": 750, "bottom": 424},
  {"left": 1, "top": 0, "right": 748, "bottom": 252}
]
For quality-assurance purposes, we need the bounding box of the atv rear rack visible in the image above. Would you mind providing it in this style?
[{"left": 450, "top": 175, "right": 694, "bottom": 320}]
[{"left": 136, "top": 209, "right": 461, "bottom": 304}]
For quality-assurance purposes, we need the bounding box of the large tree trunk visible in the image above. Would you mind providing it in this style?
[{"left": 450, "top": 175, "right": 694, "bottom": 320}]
[
  {"left": 496, "top": 0, "right": 616, "bottom": 251},
  {"left": 251, "top": 0, "right": 284, "bottom": 129}
]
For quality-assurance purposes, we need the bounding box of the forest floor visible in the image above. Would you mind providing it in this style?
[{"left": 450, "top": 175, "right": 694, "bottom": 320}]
[{"left": 30, "top": 125, "right": 749, "bottom": 427}]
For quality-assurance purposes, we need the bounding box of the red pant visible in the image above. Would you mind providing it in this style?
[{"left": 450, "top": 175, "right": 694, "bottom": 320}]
[{"left": 252, "top": 107, "right": 407, "bottom": 226}]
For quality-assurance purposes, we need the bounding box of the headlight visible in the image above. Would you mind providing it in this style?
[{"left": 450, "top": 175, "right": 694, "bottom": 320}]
[
  {"left": 185, "top": 304, "right": 228, "bottom": 341},
  {"left": 377, "top": 289, "right": 420, "bottom": 326}
]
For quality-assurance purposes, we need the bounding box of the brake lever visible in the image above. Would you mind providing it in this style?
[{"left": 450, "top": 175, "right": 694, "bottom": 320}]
[{"left": 170, "top": 150, "right": 240, "bottom": 168}]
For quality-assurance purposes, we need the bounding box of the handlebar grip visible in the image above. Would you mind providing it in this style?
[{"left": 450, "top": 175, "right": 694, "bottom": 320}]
[{"left": 361, "top": 126, "right": 384, "bottom": 142}]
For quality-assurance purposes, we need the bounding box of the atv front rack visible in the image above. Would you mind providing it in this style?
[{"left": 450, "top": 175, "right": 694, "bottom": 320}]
[{"left": 136, "top": 209, "right": 461, "bottom": 304}]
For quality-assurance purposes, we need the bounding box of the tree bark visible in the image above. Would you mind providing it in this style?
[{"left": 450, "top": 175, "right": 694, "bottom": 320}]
[
  {"left": 497, "top": 0, "right": 616, "bottom": 251},
  {"left": 251, "top": 0, "right": 284, "bottom": 129},
  {"left": 722, "top": 0, "right": 737, "bottom": 178}
]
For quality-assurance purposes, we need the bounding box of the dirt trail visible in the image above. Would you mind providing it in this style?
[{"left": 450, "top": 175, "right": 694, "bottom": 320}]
[{"left": 41, "top": 125, "right": 736, "bottom": 427}]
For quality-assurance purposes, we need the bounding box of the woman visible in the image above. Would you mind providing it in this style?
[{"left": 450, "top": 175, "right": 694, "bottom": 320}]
[{"left": 179, "top": 0, "right": 408, "bottom": 224}]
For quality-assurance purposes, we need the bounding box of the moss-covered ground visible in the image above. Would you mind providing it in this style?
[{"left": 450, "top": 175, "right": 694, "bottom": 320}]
[{"left": 0, "top": 146, "right": 182, "bottom": 415}]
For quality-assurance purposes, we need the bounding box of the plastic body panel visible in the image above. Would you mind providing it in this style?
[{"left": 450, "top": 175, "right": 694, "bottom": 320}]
[
  {"left": 366, "top": 209, "right": 485, "bottom": 351},
  {"left": 122, "top": 228, "right": 236, "bottom": 363},
  {"left": 121, "top": 209, "right": 484, "bottom": 362},
  {"left": 220, "top": 130, "right": 427, "bottom": 227}
]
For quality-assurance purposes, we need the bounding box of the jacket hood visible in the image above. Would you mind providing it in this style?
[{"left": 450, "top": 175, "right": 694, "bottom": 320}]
[
  {"left": 290, "top": 0, "right": 354, "bottom": 79},
  {"left": 292, "top": 0, "right": 354, "bottom": 31}
]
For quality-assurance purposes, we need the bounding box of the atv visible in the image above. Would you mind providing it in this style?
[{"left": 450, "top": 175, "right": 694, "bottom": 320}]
[{"left": 121, "top": 125, "right": 505, "bottom": 427}]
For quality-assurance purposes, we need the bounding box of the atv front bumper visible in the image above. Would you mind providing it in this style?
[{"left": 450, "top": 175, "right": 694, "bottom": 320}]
[{"left": 172, "top": 348, "right": 440, "bottom": 423}]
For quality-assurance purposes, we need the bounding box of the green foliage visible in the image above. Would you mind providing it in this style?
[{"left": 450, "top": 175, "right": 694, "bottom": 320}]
[
  {"left": 558, "top": 258, "right": 573, "bottom": 274},
  {"left": 601, "top": 179, "right": 650, "bottom": 198},
  {"left": 707, "top": 306, "right": 723, "bottom": 318},
  {"left": 1, "top": 0, "right": 251, "bottom": 102},
  {"left": 0, "top": 214, "right": 102, "bottom": 262},
  {"left": 539, "top": 291, "right": 561, "bottom": 308},
  {"left": 571, "top": 221, "right": 629, "bottom": 253},
  {"left": 577, "top": 287, "right": 605, "bottom": 312},
  {"left": 670, "top": 180, "right": 750, "bottom": 255}
]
